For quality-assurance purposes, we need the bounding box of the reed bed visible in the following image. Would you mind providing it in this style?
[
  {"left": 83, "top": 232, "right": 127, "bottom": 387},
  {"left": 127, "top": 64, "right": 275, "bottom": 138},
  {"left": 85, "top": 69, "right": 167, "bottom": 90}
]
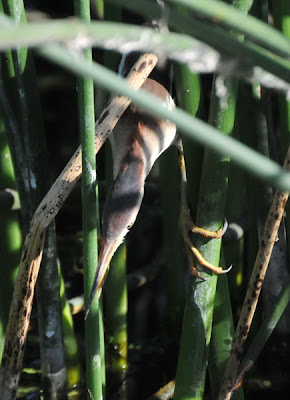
[{"left": 1, "top": 1, "right": 290, "bottom": 399}]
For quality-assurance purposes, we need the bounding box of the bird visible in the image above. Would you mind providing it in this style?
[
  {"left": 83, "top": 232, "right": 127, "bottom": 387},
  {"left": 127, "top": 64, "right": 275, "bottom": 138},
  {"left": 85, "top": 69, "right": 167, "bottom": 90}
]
[{"left": 85, "top": 50, "right": 230, "bottom": 319}]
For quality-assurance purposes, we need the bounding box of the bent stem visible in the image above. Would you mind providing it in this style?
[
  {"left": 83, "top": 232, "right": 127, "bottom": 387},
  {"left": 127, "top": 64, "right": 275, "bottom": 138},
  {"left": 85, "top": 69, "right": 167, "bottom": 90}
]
[
  {"left": 219, "top": 146, "right": 290, "bottom": 400},
  {"left": 0, "top": 53, "right": 157, "bottom": 400}
]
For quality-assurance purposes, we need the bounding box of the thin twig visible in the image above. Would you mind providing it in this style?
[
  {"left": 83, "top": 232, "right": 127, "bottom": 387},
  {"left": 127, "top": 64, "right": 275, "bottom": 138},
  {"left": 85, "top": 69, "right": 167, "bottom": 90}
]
[
  {"left": 218, "top": 145, "right": 290, "bottom": 400},
  {"left": 146, "top": 380, "right": 175, "bottom": 400},
  {"left": 0, "top": 52, "right": 158, "bottom": 400}
]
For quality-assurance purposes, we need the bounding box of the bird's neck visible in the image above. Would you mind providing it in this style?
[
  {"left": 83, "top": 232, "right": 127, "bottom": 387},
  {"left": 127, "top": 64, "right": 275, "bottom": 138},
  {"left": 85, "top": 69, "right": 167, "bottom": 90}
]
[
  {"left": 117, "top": 133, "right": 147, "bottom": 184},
  {"left": 116, "top": 151, "right": 146, "bottom": 197},
  {"left": 103, "top": 154, "right": 145, "bottom": 238}
]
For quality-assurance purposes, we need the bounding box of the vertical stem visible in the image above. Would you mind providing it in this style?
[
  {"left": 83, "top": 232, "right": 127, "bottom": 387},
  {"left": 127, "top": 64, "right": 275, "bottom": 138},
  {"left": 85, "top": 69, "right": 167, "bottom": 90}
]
[
  {"left": 0, "top": 116, "right": 22, "bottom": 359},
  {"left": 240, "top": 274, "right": 290, "bottom": 372},
  {"left": 174, "top": 1, "right": 252, "bottom": 397},
  {"left": 0, "top": 1, "right": 67, "bottom": 398},
  {"left": 92, "top": 0, "right": 104, "bottom": 19},
  {"left": 105, "top": 245, "right": 128, "bottom": 398},
  {"left": 174, "top": 94, "right": 232, "bottom": 399},
  {"left": 104, "top": 144, "right": 128, "bottom": 399},
  {"left": 209, "top": 256, "right": 244, "bottom": 400},
  {"left": 236, "top": 83, "right": 259, "bottom": 284},
  {"left": 219, "top": 147, "right": 290, "bottom": 400},
  {"left": 59, "top": 265, "right": 82, "bottom": 389},
  {"left": 160, "top": 147, "right": 184, "bottom": 338},
  {"left": 163, "top": 64, "right": 203, "bottom": 343},
  {"left": 174, "top": 65, "right": 203, "bottom": 214},
  {"left": 102, "top": 5, "right": 127, "bottom": 397},
  {"left": 0, "top": 0, "right": 40, "bottom": 228},
  {"left": 273, "top": 0, "right": 290, "bottom": 284},
  {"left": 36, "top": 224, "right": 67, "bottom": 400},
  {"left": 274, "top": 0, "right": 290, "bottom": 160},
  {"left": 74, "top": 1, "right": 104, "bottom": 399},
  {"left": 173, "top": 59, "right": 206, "bottom": 400}
]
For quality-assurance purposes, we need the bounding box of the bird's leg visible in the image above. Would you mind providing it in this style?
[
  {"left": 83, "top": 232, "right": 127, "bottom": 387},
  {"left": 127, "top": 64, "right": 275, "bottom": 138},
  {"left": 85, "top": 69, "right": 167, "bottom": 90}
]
[{"left": 178, "top": 145, "right": 230, "bottom": 277}]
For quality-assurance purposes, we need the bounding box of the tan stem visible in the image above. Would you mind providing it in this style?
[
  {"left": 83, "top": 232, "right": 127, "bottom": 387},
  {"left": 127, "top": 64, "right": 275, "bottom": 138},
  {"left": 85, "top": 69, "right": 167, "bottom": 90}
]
[
  {"left": 218, "top": 145, "right": 290, "bottom": 400},
  {"left": 0, "top": 52, "right": 158, "bottom": 400}
]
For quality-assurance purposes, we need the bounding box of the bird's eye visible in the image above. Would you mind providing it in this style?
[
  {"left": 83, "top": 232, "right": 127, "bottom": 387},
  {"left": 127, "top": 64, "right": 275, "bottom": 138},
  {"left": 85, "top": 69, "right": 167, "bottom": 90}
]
[{"left": 127, "top": 223, "right": 133, "bottom": 230}]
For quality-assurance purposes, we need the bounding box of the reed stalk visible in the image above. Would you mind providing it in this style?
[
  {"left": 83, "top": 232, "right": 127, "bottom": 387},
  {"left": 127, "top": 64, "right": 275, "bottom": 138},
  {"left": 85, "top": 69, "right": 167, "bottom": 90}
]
[
  {"left": 92, "top": 0, "right": 104, "bottom": 19},
  {"left": 174, "top": 84, "right": 234, "bottom": 398},
  {"left": 160, "top": 147, "right": 184, "bottom": 338},
  {"left": 104, "top": 143, "right": 128, "bottom": 399},
  {"left": 74, "top": 1, "right": 104, "bottom": 399},
  {"left": 0, "top": 1, "right": 67, "bottom": 398},
  {"left": 164, "top": 59, "right": 203, "bottom": 339},
  {"left": 209, "top": 259, "right": 244, "bottom": 400},
  {"left": 174, "top": 65, "right": 203, "bottom": 224},
  {"left": 273, "top": 0, "right": 290, "bottom": 295},
  {"left": 174, "top": 0, "right": 251, "bottom": 396},
  {"left": 0, "top": 116, "right": 22, "bottom": 359},
  {"left": 166, "top": 0, "right": 289, "bottom": 57},
  {"left": 101, "top": 6, "right": 128, "bottom": 397},
  {"left": 58, "top": 265, "right": 81, "bottom": 389},
  {"left": 240, "top": 274, "right": 290, "bottom": 376}
]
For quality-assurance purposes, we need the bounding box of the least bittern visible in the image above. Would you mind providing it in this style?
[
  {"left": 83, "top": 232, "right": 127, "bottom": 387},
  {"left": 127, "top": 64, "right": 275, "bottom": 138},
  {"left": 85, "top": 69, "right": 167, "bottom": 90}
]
[{"left": 85, "top": 51, "right": 230, "bottom": 318}]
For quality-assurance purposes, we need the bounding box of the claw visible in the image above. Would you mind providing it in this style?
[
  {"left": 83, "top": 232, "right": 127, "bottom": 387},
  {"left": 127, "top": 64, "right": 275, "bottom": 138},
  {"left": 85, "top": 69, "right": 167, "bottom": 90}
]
[
  {"left": 181, "top": 213, "right": 232, "bottom": 276},
  {"left": 178, "top": 149, "right": 231, "bottom": 277},
  {"left": 219, "top": 264, "right": 232, "bottom": 274},
  {"left": 191, "top": 218, "right": 228, "bottom": 239},
  {"left": 188, "top": 242, "right": 230, "bottom": 275},
  {"left": 221, "top": 218, "right": 228, "bottom": 236}
]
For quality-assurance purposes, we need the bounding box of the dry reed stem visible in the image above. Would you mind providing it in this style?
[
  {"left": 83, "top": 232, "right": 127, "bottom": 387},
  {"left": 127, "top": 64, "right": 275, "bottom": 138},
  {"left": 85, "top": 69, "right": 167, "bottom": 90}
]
[
  {"left": 147, "top": 380, "right": 175, "bottom": 400},
  {"left": 218, "top": 145, "right": 290, "bottom": 400},
  {"left": 0, "top": 53, "right": 158, "bottom": 400}
]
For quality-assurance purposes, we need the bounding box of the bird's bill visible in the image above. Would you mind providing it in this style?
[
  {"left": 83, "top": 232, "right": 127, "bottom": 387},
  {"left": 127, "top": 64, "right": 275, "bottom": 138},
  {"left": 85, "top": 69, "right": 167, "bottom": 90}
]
[{"left": 84, "top": 238, "right": 121, "bottom": 319}]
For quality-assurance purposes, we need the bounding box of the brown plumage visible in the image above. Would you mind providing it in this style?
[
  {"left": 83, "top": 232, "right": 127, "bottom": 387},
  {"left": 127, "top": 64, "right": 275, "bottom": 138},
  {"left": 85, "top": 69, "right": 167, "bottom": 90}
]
[{"left": 85, "top": 74, "right": 177, "bottom": 318}]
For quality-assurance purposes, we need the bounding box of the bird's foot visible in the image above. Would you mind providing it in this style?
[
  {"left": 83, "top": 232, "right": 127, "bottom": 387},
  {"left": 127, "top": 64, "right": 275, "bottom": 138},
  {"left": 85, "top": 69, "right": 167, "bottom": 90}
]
[
  {"left": 190, "top": 217, "right": 228, "bottom": 239},
  {"left": 179, "top": 209, "right": 231, "bottom": 276}
]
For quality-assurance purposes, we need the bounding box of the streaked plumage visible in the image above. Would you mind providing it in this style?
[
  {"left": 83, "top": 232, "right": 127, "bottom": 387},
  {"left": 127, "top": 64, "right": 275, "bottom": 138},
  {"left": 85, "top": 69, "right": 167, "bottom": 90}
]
[{"left": 85, "top": 56, "right": 177, "bottom": 317}]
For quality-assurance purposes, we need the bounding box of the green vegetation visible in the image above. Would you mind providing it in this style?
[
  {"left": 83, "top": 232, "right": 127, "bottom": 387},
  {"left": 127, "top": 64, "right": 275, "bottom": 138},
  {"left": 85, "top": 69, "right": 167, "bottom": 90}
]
[{"left": 1, "top": 1, "right": 290, "bottom": 399}]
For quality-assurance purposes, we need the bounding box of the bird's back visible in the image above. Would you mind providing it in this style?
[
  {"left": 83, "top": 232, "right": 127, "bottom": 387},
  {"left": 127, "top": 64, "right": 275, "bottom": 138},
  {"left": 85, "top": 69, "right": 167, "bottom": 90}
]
[{"left": 109, "top": 78, "right": 177, "bottom": 179}]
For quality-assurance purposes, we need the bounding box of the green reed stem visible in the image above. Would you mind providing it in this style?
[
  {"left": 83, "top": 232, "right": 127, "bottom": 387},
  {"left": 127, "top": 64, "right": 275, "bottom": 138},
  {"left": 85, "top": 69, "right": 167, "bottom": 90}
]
[
  {"left": 0, "top": 116, "right": 22, "bottom": 359},
  {"left": 105, "top": 244, "right": 128, "bottom": 397},
  {"left": 92, "top": 0, "right": 104, "bottom": 19},
  {"left": 241, "top": 274, "right": 290, "bottom": 372},
  {"left": 74, "top": 1, "right": 104, "bottom": 399},
  {"left": 0, "top": 1, "right": 67, "bottom": 397},
  {"left": 104, "top": 142, "right": 128, "bottom": 399},
  {"left": 209, "top": 259, "right": 244, "bottom": 400},
  {"left": 174, "top": 87, "right": 233, "bottom": 398},
  {"left": 175, "top": 1, "right": 251, "bottom": 396},
  {"left": 174, "top": 65, "right": 203, "bottom": 214},
  {"left": 36, "top": 224, "right": 67, "bottom": 399},
  {"left": 102, "top": 6, "right": 128, "bottom": 396},
  {"left": 166, "top": 0, "right": 289, "bottom": 57},
  {"left": 160, "top": 147, "right": 184, "bottom": 338},
  {"left": 58, "top": 265, "right": 81, "bottom": 389},
  {"left": 273, "top": 0, "right": 290, "bottom": 282}
]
